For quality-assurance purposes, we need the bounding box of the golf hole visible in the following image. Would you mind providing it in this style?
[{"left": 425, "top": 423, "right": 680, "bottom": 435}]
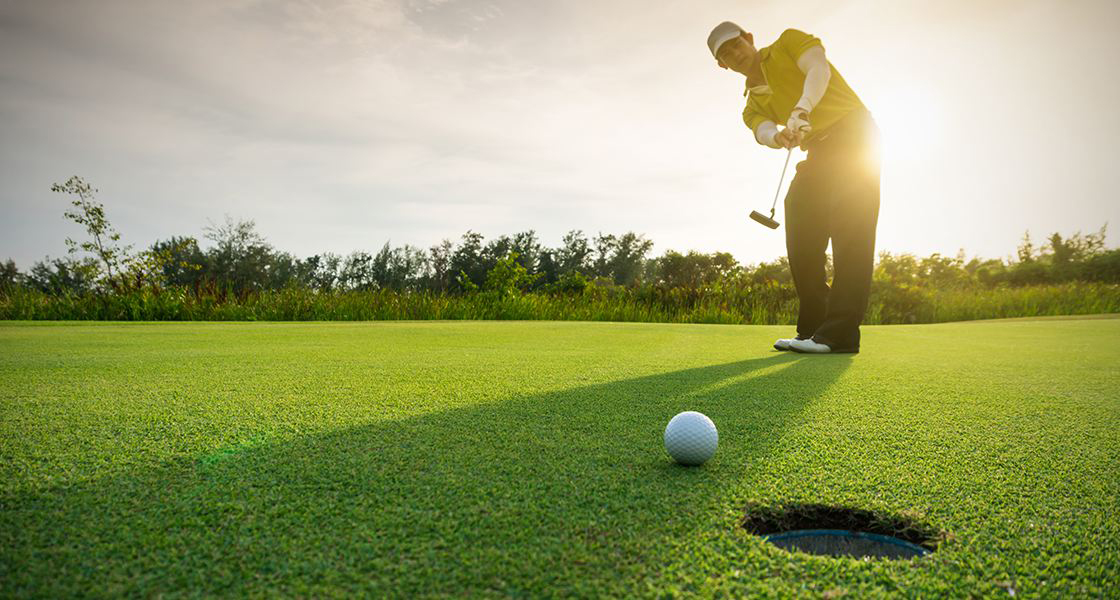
[{"left": 742, "top": 503, "right": 943, "bottom": 560}]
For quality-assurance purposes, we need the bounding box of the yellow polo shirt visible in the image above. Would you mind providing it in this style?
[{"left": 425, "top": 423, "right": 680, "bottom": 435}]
[{"left": 742, "top": 29, "right": 865, "bottom": 144}]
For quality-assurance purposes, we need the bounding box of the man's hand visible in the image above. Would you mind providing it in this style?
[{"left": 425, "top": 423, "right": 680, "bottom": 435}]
[
  {"left": 775, "top": 127, "right": 801, "bottom": 149},
  {"left": 775, "top": 106, "right": 810, "bottom": 147},
  {"left": 784, "top": 108, "right": 810, "bottom": 136}
]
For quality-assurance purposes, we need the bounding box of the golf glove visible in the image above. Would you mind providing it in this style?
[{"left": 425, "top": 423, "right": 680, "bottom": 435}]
[{"left": 786, "top": 108, "right": 811, "bottom": 137}]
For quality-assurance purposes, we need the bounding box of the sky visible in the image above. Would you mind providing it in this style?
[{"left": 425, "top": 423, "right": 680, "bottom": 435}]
[{"left": 2, "top": 0, "right": 1119, "bottom": 270}]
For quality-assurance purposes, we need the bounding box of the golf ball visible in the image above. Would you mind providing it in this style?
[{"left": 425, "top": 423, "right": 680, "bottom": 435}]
[{"left": 664, "top": 411, "right": 718, "bottom": 466}]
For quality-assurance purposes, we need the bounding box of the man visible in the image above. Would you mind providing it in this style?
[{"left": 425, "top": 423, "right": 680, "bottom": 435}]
[{"left": 707, "top": 22, "right": 880, "bottom": 354}]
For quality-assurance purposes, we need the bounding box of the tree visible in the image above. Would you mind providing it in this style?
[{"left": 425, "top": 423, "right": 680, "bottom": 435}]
[
  {"left": 654, "top": 250, "right": 696, "bottom": 289},
  {"left": 450, "top": 231, "right": 486, "bottom": 291},
  {"left": 747, "top": 257, "right": 793, "bottom": 285},
  {"left": 591, "top": 233, "right": 617, "bottom": 279},
  {"left": 535, "top": 249, "right": 560, "bottom": 286},
  {"left": 51, "top": 176, "right": 132, "bottom": 287},
  {"left": 606, "top": 232, "right": 654, "bottom": 286},
  {"left": 1048, "top": 225, "right": 1107, "bottom": 281},
  {"left": 556, "top": 230, "right": 592, "bottom": 275},
  {"left": 510, "top": 230, "right": 542, "bottom": 273},
  {"left": 204, "top": 216, "right": 267, "bottom": 259},
  {"left": 1017, "top": 231, "right": 1036, "bottom": 263},
  {"left": 27, "top": 256, "right": 100, "bottom": 294},
  {"left": 1083, "top": 248, "right": 1120, "bottom": 283},
  {"left": 874, "top": 252, "right": 920, "bottom": 285},
  {"left": 118, "top": 238, "right": 204, "bottom": 291},
  {"left": 428, "top": 239, "right": 454, "bottom": 292},
  {"left": 652, "top": 250, "right": 742, "bottom": 289},
  {"left": 393, "top": 245, "right": 429, "bottom": 290},
  {"left": 484, "top": 252, "right": 541, "bottom": 298},
  {"left": 297, "top": 253, "right": 342, "bottom": 292},
  {"left": 265, "top": 252, "right": 301, "bottom": 289},
  {"left": 709, "top": 252, "right": 740, "bottom": 281},
  {"left": 918, "top": 252, "right": 971, "bottom": 288},
  {"left": 482, "top": 235, "right": 514, "bottom": 273},
  {"left": 147, "top": 237, "right": 205, "bottom": 288},
  {"left": 965, "top": 256, "right": 1006, "bottom": 286},
  {"left": 1, "top": 259, "right": 22, "bottom": 290},
  {"left": 339, "top": 251, "right": 376, "bottom": 291},
  {"left": 357, "top": 243, "right": 428, "bottom": 291},
  {"left": 203, "top": 216, "right": 276, "bottom": 293}
]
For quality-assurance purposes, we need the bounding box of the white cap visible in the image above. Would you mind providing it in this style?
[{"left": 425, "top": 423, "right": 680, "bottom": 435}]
[{"left": 707, "top": 21, "right": 744, "bottom": 60}]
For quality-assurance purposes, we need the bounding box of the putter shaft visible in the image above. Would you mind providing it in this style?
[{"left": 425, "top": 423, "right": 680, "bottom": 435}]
[
  {"left": 750, "top": 146, "right": 793, "bottom": 230},
  {"left": 771, "top": 146, "right": 793, "bottom": 213}
]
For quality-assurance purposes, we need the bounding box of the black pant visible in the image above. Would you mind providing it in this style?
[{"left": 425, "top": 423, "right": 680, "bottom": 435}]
[{"left": 784, "top": 109, "right": 880, "bottom": 352}]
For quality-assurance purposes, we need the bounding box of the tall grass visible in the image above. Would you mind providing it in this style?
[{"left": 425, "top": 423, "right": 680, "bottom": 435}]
[
  {"left": 864, "top": 282, "right": 1120, "bottom": 324},
  {"left": 3, "top": 282, "right": 1118, "bottom": 324}
]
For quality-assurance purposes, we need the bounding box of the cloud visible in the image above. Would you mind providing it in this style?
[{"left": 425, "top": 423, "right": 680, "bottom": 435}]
[{"left": 2, "top": 0, "right": 1119, "bottom": 269}]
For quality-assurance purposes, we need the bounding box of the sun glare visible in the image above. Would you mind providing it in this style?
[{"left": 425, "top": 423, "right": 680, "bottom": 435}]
[{"left": 865, "top": 82, "right": 946, "bottom": 167}]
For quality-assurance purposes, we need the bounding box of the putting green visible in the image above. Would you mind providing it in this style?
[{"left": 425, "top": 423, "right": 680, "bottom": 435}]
[{"left": 1, "top": 318, "right": 1117, "bottom": 597}]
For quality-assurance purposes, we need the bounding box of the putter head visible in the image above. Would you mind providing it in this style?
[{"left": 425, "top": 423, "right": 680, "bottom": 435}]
[{"left": 750, "top": 210, "right": 780, "bottom": 229}]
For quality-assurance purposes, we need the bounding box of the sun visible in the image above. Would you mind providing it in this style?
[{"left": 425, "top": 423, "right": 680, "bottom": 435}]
[{"left": 863, "top": 81, "right": 946, "bottom": 167}]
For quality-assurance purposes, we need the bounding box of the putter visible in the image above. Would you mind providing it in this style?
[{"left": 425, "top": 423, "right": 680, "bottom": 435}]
[{"left": 750, "top": 145, "right": 793, "bottom": 230}]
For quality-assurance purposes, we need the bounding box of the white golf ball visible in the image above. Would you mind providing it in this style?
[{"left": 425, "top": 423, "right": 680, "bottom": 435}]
[{"left": 664, "top": 411, "right": 718, "bottom": 466}]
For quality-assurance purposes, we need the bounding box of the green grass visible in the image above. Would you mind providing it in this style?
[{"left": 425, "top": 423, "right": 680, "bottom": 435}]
[{"left": 1, "top": 318, "right": 1118, "bottom": 597}]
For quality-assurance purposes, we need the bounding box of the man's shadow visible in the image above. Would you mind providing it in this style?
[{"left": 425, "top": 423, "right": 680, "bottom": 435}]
[{"left": 6, "top": 352, "right": 852, "bottom": 595}]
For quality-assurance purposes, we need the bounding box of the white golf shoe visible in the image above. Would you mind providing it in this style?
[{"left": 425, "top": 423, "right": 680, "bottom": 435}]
[
  {"left": 773, "top": 336, "right": 809, "bottom": 351},
  {"left": 789, "top": 338, "right": 833, "bottom": 354}
]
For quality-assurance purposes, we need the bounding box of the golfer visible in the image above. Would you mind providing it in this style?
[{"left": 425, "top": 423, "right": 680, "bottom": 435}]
[{"left": 708, "top": 22, "right": 880, "bottom": 354}]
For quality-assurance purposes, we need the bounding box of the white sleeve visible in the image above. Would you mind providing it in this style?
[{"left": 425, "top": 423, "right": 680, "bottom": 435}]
[
  {"left": 754, "top": 120, "right": 781, "bottom": 148},
  {"left": 795, "top": 46, "right": 831, "bottom": 113}
]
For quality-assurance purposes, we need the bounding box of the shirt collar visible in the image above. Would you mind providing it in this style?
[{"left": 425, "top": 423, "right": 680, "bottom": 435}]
[{"left": 743, "top": 44, "right": 774, "bottom": 96}]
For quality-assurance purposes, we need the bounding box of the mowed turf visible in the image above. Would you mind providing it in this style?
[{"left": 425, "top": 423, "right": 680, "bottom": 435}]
[{"left": 1, "top": 318, "right": 1118, "bottom": 598}]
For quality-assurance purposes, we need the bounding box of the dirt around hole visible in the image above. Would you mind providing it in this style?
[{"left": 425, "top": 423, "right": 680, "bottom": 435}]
[{"left": 741, "top": 503, "right": 948, "bottom": 558}]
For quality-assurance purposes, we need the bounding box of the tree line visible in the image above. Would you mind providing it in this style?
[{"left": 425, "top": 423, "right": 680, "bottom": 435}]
[{"left": 2, "top": 176, "right": 1119, "bottom": 298}]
